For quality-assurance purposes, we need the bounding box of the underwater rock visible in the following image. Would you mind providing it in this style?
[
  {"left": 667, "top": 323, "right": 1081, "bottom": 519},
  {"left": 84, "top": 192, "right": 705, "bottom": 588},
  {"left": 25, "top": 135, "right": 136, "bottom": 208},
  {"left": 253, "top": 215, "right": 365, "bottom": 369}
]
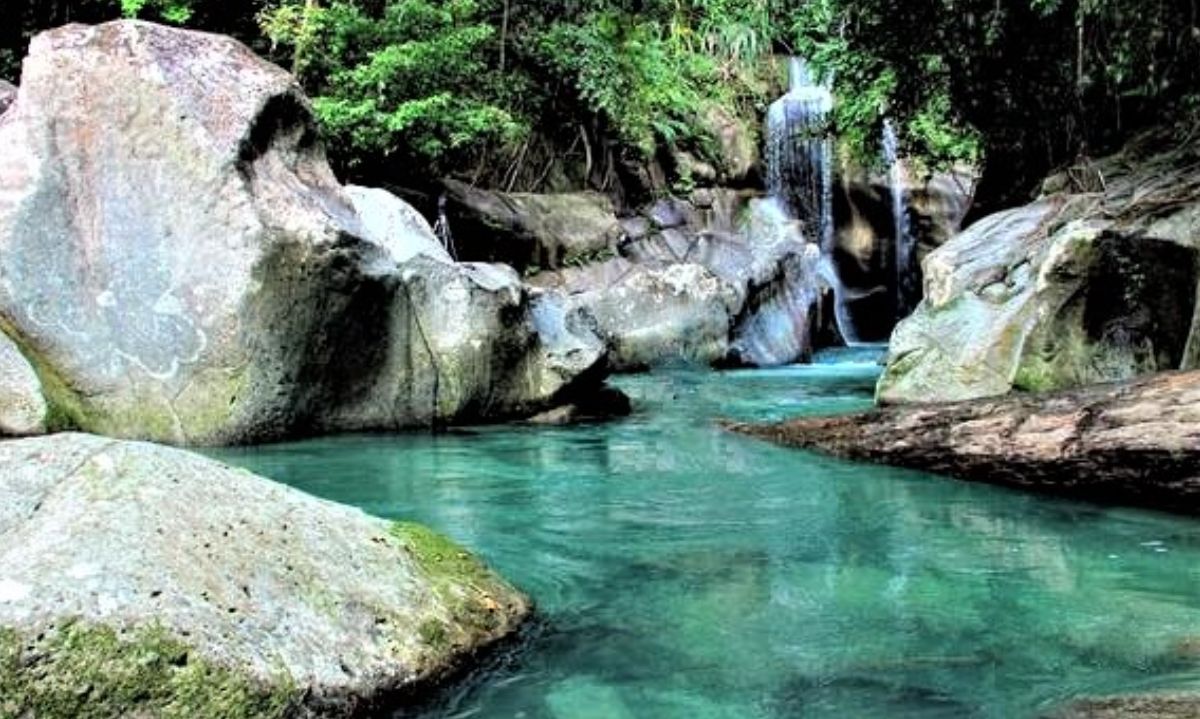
[
  {"left": 526, "top": 386, "right": 632, "bottom": 425},
  {"left": 1049, "top": 692, "right": 1200, "bottom": 718},
  {"left": 0, "top": 433, "right": 530, "bottom": 716}
]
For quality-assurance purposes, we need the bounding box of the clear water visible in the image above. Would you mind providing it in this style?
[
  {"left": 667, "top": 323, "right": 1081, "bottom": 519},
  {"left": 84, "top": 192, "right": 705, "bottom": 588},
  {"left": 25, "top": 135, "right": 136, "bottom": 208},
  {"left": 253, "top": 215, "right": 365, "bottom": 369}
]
[{"left": 210, "top": 354, "right": 1200, "bottom": 718}]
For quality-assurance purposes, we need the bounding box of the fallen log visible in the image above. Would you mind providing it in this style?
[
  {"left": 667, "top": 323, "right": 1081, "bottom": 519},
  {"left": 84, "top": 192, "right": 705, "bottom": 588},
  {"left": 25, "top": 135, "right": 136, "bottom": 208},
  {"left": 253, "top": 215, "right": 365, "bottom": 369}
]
[{"left": 725, "top": 371, "right": 1200, "bottom": 514}]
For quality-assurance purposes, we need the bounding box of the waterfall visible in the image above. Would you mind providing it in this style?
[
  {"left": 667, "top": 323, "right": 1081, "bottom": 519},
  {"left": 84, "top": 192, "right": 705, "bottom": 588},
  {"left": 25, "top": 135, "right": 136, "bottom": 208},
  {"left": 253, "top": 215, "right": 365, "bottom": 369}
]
[
  {"left": 883, "top": 119, "right": 917, "bottom": 319},
  {"left": 765, "top": 59, "right": 835, "bottom": 251},
  {"left": 432, "top": 194, "right": 458, "bottom": 260},
  {"left": 764, "top": 58, "right": 858, "bottom": 343}
]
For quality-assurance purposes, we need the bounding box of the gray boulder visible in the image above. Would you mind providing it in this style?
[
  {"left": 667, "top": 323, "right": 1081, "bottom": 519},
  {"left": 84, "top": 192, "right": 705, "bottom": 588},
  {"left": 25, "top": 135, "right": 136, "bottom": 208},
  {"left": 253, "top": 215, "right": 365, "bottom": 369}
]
[
  {"left": 533, "top": 260, "right": 738, "bottom": 371},
  {"left": 440, "top": 180, "right": 622, "bottom": 271},
  {"left": 0, "top": 433, "right": 529, "bottom": 716},
  {"left": 346, "top": 184, "right": 452, "bottom": 264},
  {"left": 530, "top": 197, "right": 828, "bottom": 369},
  {"left": 879, "top": 137, "right": 1200, "bottom": 404},
  {"left": 0, "top": 21, "right": 605, "bottom": 445}
]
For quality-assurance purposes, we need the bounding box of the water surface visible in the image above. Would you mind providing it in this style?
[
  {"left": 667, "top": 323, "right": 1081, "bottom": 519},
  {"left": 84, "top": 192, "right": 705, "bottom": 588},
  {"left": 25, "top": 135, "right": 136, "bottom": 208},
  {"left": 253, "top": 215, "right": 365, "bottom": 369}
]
[{"left": 213, "top": 350, "right": 1200, "bottom": 718}]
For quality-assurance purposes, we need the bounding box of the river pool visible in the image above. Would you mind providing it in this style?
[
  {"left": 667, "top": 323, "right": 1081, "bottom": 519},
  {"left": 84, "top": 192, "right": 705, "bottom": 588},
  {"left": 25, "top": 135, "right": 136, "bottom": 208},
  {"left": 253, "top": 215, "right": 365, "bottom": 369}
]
[{"left": 212, "top": 349, "right": 1200, "bottom": 718}]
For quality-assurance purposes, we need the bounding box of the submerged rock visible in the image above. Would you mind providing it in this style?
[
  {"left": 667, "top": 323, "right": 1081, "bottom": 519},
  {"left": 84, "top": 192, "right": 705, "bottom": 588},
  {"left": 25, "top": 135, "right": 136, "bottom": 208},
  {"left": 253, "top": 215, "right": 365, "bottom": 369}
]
[
  {"left": 879, "top": 136, "right": 1200, "bottom": 404},
  {"left": 728, "top": 370, "right": 1200, "bottom": 513},
  {"left": 526, "top": 386, "right": 632, "bottom": 425},
  {"left": 0, "top": 433, "right": 530, "bottom": 716},
  {"left": 1049, "top": 693, "right": 1200, "bottom": 718},
  {"left": 0, "top": 21, "right": 605, "bottom": 444}
]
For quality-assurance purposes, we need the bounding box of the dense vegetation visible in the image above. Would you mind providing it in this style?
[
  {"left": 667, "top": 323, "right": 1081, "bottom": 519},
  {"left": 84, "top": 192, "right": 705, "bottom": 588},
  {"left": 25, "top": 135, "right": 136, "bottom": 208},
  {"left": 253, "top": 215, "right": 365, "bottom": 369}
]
[{"left": 3, "top": 0, "right": 1197, "bottom": 211}]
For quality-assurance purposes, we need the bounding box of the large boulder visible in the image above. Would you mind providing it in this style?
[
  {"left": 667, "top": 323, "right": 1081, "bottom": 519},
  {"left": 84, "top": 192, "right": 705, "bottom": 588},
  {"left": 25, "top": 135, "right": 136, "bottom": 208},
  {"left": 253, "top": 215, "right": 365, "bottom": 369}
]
[
  {"left": 532, "top": 260, "right": 738, "bottom": 371},
  {"left": 530, "top": 198, "right": 828, "bottom": 369},
  {"left": 0, "top": 433, "right": 529, "bottom": 716},
  {"left": 440, "top": 180, "right": 622, "bottom": 271},
  {"left": 0, "top": 21, "right": 605, "bottom": 445},
  {"left": 879, "top": 137, "right": 1200, "bottom": 404}
]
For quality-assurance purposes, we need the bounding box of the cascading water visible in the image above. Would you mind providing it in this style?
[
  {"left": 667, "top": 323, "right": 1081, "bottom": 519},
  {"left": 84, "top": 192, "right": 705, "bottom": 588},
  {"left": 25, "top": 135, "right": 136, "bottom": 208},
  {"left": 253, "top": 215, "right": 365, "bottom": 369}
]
[
  {"left": 766, "top": 59, "right": 835, "bottom": 251},
  {"left": 432, "top": 194, "right": 458, "bottom": 260},
  {"left": 764, "top": 58, "right": 858, "bottom": 343},
  {"left": 883, "top": 119, "right": 918, "bottom": 318}
]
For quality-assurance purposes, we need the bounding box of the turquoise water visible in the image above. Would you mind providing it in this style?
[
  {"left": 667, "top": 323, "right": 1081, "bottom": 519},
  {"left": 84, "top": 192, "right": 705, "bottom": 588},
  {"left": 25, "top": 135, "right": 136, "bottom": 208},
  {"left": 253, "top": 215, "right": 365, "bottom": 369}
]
[{"left": 212, "top": 351, "right": 1200, "bottom": 718}]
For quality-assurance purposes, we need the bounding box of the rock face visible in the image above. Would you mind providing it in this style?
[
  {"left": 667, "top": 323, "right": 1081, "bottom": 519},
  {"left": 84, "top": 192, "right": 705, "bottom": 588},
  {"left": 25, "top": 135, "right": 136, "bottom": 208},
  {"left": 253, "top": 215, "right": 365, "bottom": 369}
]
[
  {"left": 833, "top": 166, "right": 975, "bottom": 341},
  {"left": 529, "top": 197, "right": 827, "bottom": 369},
  {"left": 697, "top": 105, "right": 759, "bottom": 186},
  {"left": 879, "top": 137, "right": 1200, "bottom": 404},
  {"left": 441, "top": 180, "right": 623, "bottom": 271},
  {"left": 0, "top": 21, "right": 605, "bottom": 445},
  {"left": 535, "top": 261, "right": 739, "bottom": 370},
  {"left": 0, "top": 334, "right": 46, "bottom": 436},
  {"left": 729, "top": 370, "right": 1200, "bottom": 513},
  {"left": 0, "top": 433, "right": 529, "bottom": 716}
]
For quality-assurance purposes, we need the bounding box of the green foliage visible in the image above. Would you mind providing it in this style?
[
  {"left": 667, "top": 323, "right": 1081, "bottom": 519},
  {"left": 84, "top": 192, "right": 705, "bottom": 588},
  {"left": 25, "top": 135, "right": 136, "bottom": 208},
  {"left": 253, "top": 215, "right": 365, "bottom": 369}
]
[
  {"left": 121, "top": 0, "right": 193, "bottom": 23},
  {"left": 5, "top": 0, "right": 1194, "bottom": 205},
  {"left": 790, "top": 0, "right": 1199, "bottom": 208},
  {"left": 257, "top": 0, "right": 525, "bottom": 173},
  {"left": 536, "top": 12, "right": 707, "bottom": 153}
]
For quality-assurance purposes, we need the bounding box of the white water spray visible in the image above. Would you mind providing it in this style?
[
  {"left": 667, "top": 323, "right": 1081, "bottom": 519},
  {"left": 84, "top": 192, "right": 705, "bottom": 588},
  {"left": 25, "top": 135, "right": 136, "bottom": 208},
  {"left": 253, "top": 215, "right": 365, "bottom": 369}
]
[
  {"left": 764, "top": 58, "right": 857, "bottom": 343},
  {"left": 882, "top": 119, "right": 917, "bottom": 318},
  {"left": 432, "top": 194, "right": 458, "bottom": 260}
]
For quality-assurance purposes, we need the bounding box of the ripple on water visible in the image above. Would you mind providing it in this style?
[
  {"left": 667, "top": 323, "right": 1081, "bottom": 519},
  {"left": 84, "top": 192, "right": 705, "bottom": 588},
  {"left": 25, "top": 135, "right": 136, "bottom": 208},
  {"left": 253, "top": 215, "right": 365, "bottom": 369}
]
[{"left": 210, "top": 366, "right": 1200, "bottom": 719}]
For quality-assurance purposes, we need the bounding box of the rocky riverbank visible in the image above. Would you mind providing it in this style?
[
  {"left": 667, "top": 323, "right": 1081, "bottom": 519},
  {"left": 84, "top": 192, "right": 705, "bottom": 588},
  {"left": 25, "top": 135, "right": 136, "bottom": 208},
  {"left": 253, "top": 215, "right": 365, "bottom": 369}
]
[
  {"left": 434, "top": 168, "right": 970, "bottom": 370},
  {"left": 728, "top": 370, "right": 1200, "bottom": 513}
]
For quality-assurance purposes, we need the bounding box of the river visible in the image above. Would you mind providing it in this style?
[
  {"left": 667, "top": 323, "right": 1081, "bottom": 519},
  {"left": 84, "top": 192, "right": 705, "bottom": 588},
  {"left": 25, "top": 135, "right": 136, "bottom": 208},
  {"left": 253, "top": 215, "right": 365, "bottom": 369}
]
[{"left": 211, "top": 349, "right": 1200, "bottom": 718}]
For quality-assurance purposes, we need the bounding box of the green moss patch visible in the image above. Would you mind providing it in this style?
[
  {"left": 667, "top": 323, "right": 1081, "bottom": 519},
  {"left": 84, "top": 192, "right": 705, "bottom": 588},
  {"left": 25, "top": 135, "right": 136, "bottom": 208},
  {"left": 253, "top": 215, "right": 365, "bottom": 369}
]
[
  {"left": 390, "top": 522, "right": 515, "bottom": 642},
  {"left": 0, "top": 622, "right": 295, "bottom": 719}
]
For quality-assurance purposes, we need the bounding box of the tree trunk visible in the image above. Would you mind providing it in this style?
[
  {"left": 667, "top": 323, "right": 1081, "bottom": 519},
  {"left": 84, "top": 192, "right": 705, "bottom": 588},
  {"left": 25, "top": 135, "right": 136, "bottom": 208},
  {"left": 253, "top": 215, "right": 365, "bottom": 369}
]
[
  {"left": 726, "top": 371, "right": 1200, "bottom": 514},
  {"left": 499, "top": 0, "right": 509, "bottom": 72}
]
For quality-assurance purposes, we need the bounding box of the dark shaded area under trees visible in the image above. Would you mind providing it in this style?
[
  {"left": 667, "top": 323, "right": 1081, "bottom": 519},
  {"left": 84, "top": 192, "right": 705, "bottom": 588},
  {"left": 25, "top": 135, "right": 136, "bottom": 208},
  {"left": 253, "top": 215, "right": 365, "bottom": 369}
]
[{"left": 2, "top": 0, "right": 1198, "bottom": 218}]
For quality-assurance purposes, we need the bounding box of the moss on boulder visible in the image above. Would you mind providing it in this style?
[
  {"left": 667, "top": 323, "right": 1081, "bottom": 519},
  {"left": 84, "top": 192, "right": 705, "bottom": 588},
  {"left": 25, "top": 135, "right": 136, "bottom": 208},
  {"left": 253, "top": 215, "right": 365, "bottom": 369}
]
[{"left": 0, "top": 434, "right": 531, "bottom": 717}]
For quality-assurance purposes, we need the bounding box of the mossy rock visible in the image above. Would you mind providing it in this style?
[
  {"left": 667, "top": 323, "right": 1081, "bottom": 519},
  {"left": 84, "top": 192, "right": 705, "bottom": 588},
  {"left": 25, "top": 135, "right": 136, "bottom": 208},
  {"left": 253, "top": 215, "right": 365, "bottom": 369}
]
[{"left": 0, "top": 434, "right": 531, "bottom": 717}]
